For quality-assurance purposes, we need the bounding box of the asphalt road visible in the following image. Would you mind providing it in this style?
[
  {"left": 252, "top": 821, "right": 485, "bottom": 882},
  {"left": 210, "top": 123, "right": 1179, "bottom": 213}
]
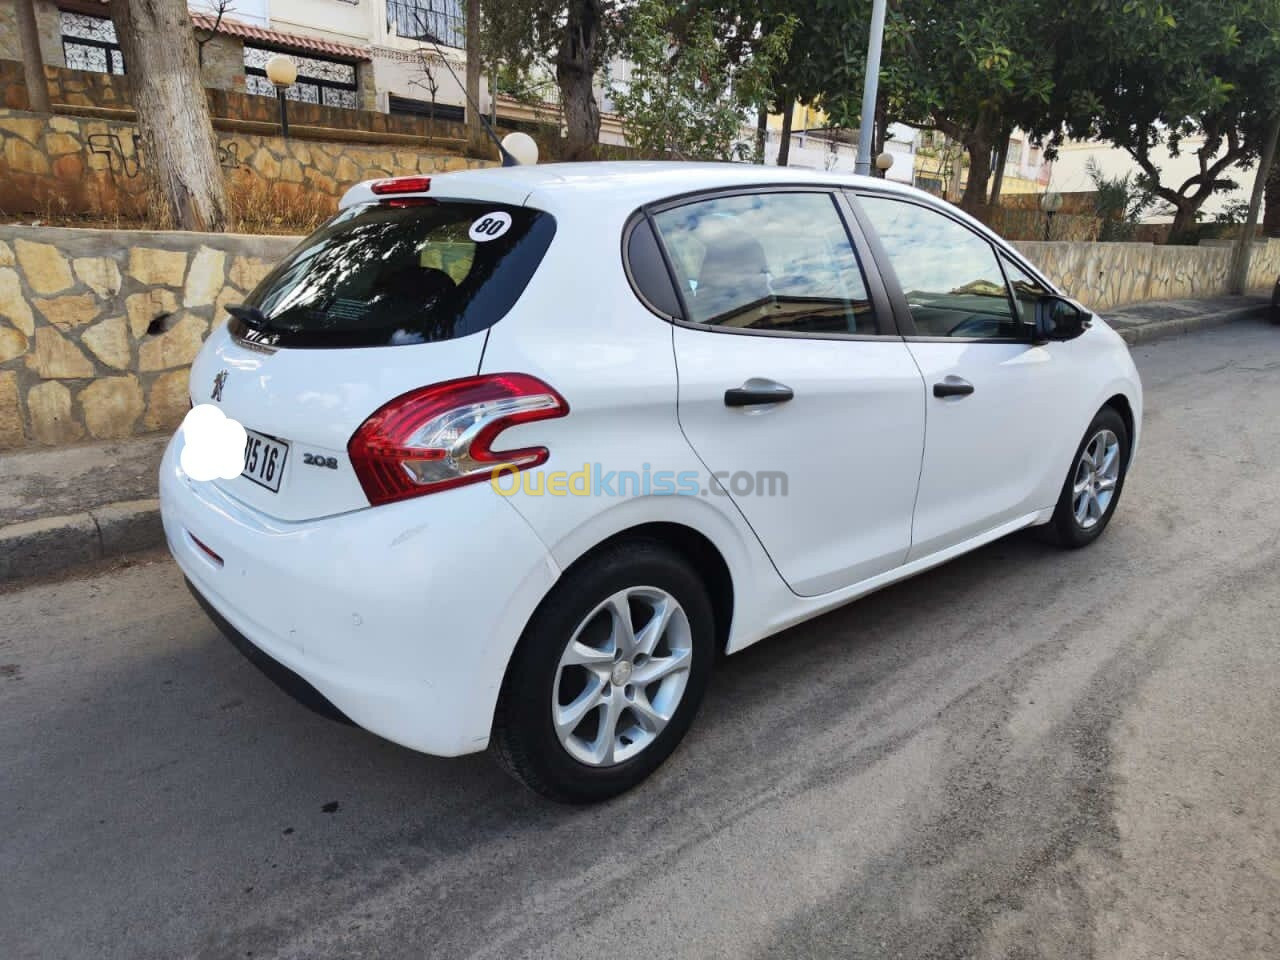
[{"left": 3, "top": 317, "right": 1279, "bottom": 960}]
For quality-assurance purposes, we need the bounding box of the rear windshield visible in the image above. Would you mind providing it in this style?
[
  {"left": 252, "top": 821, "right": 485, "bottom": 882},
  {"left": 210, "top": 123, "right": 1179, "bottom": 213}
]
[{"left": 231, "top": 200, "right": 555, "bottom": 348}]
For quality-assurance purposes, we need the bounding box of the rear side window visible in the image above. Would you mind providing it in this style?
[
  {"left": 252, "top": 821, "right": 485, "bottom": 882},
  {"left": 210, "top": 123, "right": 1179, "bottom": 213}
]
[
  {"left": 650, "top": 192, "right": 880, "bottom": 336},
  {"left": 235, "top": 200, "right": 555, "bottom": 348}
]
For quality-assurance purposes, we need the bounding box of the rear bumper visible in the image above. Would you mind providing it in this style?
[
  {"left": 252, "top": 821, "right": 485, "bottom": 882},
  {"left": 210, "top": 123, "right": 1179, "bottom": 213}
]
[{"left": 160, "top": 433, "right": 560, "bottom": 757}]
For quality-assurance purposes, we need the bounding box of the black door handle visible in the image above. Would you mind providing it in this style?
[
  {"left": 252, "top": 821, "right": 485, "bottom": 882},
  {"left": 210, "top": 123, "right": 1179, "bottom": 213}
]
[
  {"left": 933, "top": 377, "right": 975, "bottom": 398},
  {"left": 725, "top": 378, "right": 795, "bottom": 407}
]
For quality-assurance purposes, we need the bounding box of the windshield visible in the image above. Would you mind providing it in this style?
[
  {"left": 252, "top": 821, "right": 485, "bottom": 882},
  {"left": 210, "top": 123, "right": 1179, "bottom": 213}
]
[{"left": 232, "top": 200, "right": 556, "bottom": 348}]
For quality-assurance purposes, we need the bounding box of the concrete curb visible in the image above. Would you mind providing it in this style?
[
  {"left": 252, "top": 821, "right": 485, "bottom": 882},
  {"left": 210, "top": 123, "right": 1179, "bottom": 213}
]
[
  {"left": 0, "top": 498, "right": 161, "bottom": 583},
  {"left": 1116, "top": 303, "right": 1264, "bottom": 346}
]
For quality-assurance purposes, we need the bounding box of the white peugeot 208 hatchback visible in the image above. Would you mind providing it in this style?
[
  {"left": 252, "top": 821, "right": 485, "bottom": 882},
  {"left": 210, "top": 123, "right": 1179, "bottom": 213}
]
[{"left": 161, "top": 162, "right": 1142, "bottom": 802}]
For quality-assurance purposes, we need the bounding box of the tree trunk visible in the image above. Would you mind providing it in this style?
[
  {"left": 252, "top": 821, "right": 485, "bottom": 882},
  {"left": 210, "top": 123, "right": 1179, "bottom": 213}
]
[
  {"left": 464, "top": 0, "right": 486, "bottom": 155},
  {"left": 989, "top": 130, "right": 1011, "bottom": 206},
  {"left": 1229, "top": 111, "right": 1280, "bottom": 293},
  {"left": 871, "top": 92, "right": 887, "bottom": 177},
  {"left": 777, "top": 100, "right": 793, "bottom": 167},
  {"left": 555, "top": 0, "right": 602, "bottom": 161},
  {"left": 15, "top": 0, "right": 51, "bottom": 114},
  {"left": 1264, "top": 147, "right": 1280, "bottom": 238},
  {"left": 960, "top": 135, "right": 992, "bottom": 214},
  {"left": 1169, "top": 201, "right": 1199, "bottom": 241},
  {"left": 110, "top": 0, "right": 228, "bottom": 232},
  {"left": 755, "top": 106, "right": 767, "bottom": 164}
]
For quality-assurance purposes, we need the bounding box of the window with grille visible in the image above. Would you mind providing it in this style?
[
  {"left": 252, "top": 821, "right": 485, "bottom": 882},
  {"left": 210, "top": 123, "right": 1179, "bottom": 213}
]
[
  {"left": 386, "top": 0, "right": 464, "bottom": 49},
  {"left": 244, "top": 46, "right": 360, "bottom": 110},
  {"left": 61, "top": 12, "right": 125, "bottom": 75}
]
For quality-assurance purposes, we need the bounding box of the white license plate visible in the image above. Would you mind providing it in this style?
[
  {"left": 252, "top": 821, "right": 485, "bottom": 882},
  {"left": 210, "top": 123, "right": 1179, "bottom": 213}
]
[{"left": 241, "top": 430, "right": 289, "bottom": 493}]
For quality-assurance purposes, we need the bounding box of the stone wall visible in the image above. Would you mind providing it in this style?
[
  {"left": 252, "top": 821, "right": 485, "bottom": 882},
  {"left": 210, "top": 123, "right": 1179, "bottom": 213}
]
[
  {"left": 0, "top": 225, "right": 299, "bottom": 449},
  {"left": 2, "top": 226, "right": 1278, "bottom": 450},
  {"left": 0, "top": 108, "right": 491, "bottom": 223},
  {"left": 1014, "top": 239, "right": 1280, "bottom": 311}
]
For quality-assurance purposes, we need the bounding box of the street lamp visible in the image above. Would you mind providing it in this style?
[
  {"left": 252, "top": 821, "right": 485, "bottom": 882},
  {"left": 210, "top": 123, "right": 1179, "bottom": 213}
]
[
  {"left": 1040, "top": 191, "right": 1064, "bottom": 240},
  {"left": 500, "top": 132, "right": 539, "bottom": 166},
  {"left": 265, "top": 54, "right": 298, "bottom": 140},
  {"left": 874, "top": 152, "right": 894, "bottom": 176}
]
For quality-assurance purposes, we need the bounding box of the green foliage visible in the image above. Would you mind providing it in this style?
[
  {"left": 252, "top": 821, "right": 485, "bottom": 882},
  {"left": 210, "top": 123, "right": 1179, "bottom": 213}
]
[
  {"left": 611, "top": 0, "right": 795, "bottom": 161},
  {"left": 1053, "top": 0, "right": 1280, "bottom": 231},
  {"left": 1086, "top": 158, "right": 1155, "bottom": 240}
]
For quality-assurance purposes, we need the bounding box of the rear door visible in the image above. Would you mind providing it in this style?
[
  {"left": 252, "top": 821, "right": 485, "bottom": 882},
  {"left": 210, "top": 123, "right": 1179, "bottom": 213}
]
[
  {"left": 650, "top": 188, "right": 926, "bottom": 597},
  {"left": 849, "top": 191, "right": 1074, "bottom": 558},
  {"left": 188, "top": 196, "right": 556, "bottom": 521}
]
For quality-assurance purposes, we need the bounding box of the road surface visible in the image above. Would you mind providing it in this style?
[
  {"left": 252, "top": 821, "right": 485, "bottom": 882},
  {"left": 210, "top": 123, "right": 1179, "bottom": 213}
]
[{"left": 3, "top": 317, "right": 1278, "bottom": 959}]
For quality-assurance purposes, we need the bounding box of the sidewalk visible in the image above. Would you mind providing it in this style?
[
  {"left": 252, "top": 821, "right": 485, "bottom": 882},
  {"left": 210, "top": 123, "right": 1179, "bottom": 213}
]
[{"left": 0, "top": 294, "right": 1272, "bottom": 583}]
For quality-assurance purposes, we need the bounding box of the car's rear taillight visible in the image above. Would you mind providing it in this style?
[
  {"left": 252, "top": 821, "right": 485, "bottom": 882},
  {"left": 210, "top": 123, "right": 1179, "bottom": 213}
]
[{"left": 348, "top": 374, "right": 569, "bottom": 505}]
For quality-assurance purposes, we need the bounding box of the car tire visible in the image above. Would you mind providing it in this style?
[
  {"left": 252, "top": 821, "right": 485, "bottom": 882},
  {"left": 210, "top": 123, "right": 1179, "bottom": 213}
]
[
  {"left": 1041, "top": 406, "right": 1130, "bottom": 548},
  {"left": 492, "top": 538, "right": 715, "bottom": 803}
]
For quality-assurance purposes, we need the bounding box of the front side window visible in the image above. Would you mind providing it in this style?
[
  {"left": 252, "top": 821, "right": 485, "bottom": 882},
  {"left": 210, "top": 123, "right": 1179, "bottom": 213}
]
[
  {"left": 858, "top": 195, "right": 1023, "bottom": 340},
  {"left": 1001, "top": 254, "right": 1050, "bottom": 333},
  {"left": 236, "top": 200, "right": 556, "bottom": 348},
  {"left": 651, "top": 192, "right": 879, "bottom": 336}
]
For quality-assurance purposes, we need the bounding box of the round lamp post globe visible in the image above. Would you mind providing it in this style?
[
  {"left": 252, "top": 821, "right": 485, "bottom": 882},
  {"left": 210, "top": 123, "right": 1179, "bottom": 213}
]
[
  {"left": 265, "top": 55, "right": 298, "bottom": 140},
  {"left": 501, "top": 132, "right": 539, "bottom": 166},
  {"left": 265, "top": 54, "right": 298, "bottom": 88},
  {"left": 874, "top": 152, "right": 894, "bottom": 174}
]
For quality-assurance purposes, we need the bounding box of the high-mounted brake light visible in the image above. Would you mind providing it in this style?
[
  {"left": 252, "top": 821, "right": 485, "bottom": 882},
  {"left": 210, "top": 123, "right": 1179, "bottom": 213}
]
[
  {"left": 370, "top": 175, "right": 432, "bottom": 195},
  {"left": 348, "top": 374, "right": 569, "bottom": 506}
]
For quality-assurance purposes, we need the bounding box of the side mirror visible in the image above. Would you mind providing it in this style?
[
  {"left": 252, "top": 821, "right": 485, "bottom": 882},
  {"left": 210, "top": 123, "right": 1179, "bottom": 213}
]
[{"left": 1034, "top": 295, "right": 1089, "bottom": 343}]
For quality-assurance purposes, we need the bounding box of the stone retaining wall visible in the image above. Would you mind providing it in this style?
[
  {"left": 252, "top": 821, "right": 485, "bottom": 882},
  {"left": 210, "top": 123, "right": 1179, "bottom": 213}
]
[
  {"left": 2, "top": 225, "right": 1278, "bottom": 450},
  {"left": 1014, "top": 239, "right": 1280, "bottom": 311},
  {"left": 0, "top": 225, "right": 300, "bottom": 449},
  {"left": 0, "top": 108, "right": 491, "bottom": 223}
]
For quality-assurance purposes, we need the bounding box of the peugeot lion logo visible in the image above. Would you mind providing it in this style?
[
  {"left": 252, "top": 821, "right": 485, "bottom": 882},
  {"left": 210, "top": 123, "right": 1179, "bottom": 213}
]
[{"left": 211, "top": 370, "right": 228, "bottom": 402}]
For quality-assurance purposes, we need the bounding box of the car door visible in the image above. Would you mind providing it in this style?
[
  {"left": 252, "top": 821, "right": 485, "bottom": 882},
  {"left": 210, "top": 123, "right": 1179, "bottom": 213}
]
[
  {"left": 850, "top": 191, "right": 1078, "bottom": 559},
  {"left": 643, "top": 188, "right": 926, "bottom": 598}
]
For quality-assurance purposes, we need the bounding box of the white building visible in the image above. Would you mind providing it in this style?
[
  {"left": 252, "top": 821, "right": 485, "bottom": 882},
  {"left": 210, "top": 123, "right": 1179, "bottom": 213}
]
[{"left": 1050, "top": 136, "right": 1255, "bottom": 223}]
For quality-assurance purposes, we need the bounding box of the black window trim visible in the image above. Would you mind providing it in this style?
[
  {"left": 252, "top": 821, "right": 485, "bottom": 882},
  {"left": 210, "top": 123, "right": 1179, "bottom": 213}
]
[
  {"left": 623, "top": 183, "right": 903, "bottom": 342},
  {"left": 847, "top": 188, "right": 1062, "bottom": 345}
]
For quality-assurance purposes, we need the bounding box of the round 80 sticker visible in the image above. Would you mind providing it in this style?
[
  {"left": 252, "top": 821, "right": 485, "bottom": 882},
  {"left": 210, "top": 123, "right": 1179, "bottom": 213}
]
[{"left": 469, "top": 211, "right": 512, "bottom": 242}]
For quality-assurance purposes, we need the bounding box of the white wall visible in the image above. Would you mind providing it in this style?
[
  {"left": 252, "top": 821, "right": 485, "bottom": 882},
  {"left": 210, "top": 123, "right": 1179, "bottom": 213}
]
[
  {"left": 189, "top": 0, "right": 269, "bottom": 26},
  {"left": 266, "top": 0, "right": 372, "bottom": 44},
  {"left": 1051, "top": 138, "right": 1255, "bottom": 222}
]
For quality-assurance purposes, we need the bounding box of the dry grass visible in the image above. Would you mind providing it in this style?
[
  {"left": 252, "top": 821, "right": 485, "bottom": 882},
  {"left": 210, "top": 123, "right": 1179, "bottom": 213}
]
[{"left": 225, "top": 172, "right": 336, "bottom": 235}]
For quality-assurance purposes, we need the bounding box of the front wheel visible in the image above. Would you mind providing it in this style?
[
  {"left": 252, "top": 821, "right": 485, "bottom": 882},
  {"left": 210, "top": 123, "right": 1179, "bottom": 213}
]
[
  {"left": 492, "top": 539, "right": 715, "bottom": 803},
  {"left": 1042, "top": 406, "right": 1130, "bottom": 548}
]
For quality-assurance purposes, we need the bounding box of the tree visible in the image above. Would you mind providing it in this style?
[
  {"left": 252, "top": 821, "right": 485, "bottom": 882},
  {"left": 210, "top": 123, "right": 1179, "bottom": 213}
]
[
  {"left": 110, "top": 0, "right": 229, "bottom": 231},
  {"left": 481, "top": 0, "right": 618, "bottom": 160},
  {"left": 611, "top": 0, "right": 793, "bottom": 161},
  {"left": 15, "top": 0, "right": 52, "bottom": 113},
  {"left": 1053, "top": 0, "right": 1280, "bottom": 238},
  {"left": 465, "top": 0, "right": 486, "bottom": 154},
  {"left": 194, "top": 0, "right": 233, "bottom": 69}
]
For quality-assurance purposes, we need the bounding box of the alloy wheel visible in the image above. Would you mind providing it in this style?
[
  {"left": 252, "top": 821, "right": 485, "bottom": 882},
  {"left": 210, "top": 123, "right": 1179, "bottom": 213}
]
[
  {"left": 1072, "top": 428, "right": 1121, "bottom": 529},
  {"left": 552, "top": 587, "right": 693, "bottom": 767}
]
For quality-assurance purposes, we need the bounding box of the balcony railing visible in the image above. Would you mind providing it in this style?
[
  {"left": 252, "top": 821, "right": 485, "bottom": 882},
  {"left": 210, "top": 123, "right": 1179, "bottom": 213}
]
[{"left": 387, "top": 0, "right": 464, "bottom": 49}]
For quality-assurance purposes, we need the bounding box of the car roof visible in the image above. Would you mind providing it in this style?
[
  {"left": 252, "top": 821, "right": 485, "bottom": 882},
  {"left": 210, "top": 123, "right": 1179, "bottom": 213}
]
[{"left": 340, "top": 160, "right": 927, "bottom": 212}]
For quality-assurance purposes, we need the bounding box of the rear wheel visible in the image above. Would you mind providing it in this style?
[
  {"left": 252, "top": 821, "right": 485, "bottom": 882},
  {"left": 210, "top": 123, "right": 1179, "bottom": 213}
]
[
  {"left": 1042, "top": 406, "right": 1130, "bottom": 548},
  {"left": 492, "top": 539, "right": 715, "bottom": 803}
]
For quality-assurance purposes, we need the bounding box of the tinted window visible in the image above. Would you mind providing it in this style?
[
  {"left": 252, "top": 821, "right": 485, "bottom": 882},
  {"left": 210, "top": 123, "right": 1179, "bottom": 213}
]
[
  {"left": 858, "top": 195, "right": 1022, "bottom": 340},
  {"left": 651, "top": 192, "right": 880, "bottom": 335},
  {"left": 625, "top": 217, "right": 683, "bottom": 319},
  {"left": 235, "top": 200, "right": 555, "bottom": 348}
]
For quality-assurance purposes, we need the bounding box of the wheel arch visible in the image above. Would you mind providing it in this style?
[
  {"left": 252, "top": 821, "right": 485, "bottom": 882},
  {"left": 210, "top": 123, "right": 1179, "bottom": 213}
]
[
  {"left": 542, "top": 522, "right": 735, "bottom": 653},
  {"left": 1102, "top": 392, "right": 1137, "bottom": 459}
]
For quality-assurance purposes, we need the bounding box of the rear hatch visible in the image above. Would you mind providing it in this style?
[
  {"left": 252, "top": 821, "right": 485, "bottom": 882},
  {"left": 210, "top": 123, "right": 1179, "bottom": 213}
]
[{"left": 187, "top": 195, "right": 556, "bottom": 522}]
